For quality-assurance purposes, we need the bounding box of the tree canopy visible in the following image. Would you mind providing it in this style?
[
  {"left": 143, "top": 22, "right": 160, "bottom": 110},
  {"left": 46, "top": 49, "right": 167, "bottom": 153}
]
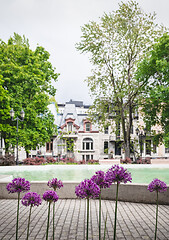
[
  {"left": 136, "top": 33, "right": 169, "bottom": 146},
  {"left": 76, "top": 0, "right": 165, "bottom": 158},
  {"left": 0, "top": 33, "right": 59, "bottom": 154}
]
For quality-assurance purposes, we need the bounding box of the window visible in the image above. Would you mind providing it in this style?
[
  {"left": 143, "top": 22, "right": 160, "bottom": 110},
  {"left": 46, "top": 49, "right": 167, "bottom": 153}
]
[
  {"left": 85, "top": 123, "right": 91, "bottom": 132},
  {"left": 104, "top": 127, "right": 108, "bottom": 134},
  {"left": 116, "top": 122, "right": 120, "bottom": 139},
  {"left": 0, "top": 137, "right": 2, "bottom": 148},
  {"left": 115, "top": 141, "right": 121, "bottom": 155},
  {"left": 46, "top": 139, "right": 53, "bottom": 153},
  {"left": 68, "top": 122, "right": 73, "bottom": 132},
  {"left": 82, "top": 154, "right": 93, "bottom": 161},
  {"left": 47, "top": 143, "right": 50, "bottom": 151},
  {"left": 82, "top": 138, "right": 93, "bottom": 150},
  {"left": 165, "top": 148, "right": 169, "bottom": 153},
  {"left": 146, "top": 140, "right": 151, "bottom": 155},
  {"left": 153, "top": 144, "right": 157, "bottom": 153},
  {"left": 104, "top": 141, "right": 108, "bottom": 154}
]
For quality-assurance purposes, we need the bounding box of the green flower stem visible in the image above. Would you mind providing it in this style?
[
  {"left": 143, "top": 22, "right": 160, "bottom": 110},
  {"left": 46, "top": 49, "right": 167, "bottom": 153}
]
[
  {"left": 114, "top": 183, "right": 119, "bottom": 240},
  {"left": 155, "top": 191, "right": 159, "bottom": 240},
  {"left": 46, "top": 202, "right": 51, "bottom": 240},
  {"left": 26, "top": 205, "right": 32, "bottom": 240},
  {"left": 86, "top": 198, "right": 90, "bottom": 240},
  {"left": 99, "top": 189, "right": 101, "bottom": 240},
  {"left": 53, "top": 202, "right": 55, "bottom": 240},
  {"left": 16, "top": 192, "right": 20, "bottom": 240},
  {"left": 103, "top": 212, "right": 108, "bottom": 240}
]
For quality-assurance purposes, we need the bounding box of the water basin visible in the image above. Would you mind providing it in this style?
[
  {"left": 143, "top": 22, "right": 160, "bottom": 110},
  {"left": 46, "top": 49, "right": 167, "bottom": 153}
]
[{"left": 0, "top": 164, "right": 169, "bottom": 184}]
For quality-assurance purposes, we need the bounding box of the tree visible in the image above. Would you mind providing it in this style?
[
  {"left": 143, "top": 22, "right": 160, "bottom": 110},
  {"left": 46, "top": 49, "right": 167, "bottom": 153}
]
[
  {"left": 0, "top": 76, "right": 13, "bottom": 152},
  {"left": 0, "top": 33, "right": 59, "bottom": 155},
  {"left": 76, "top": 0, "right": 165, "bottom": 158},
  {"left": 136, "top": 33, "right": 169, "bottom": 146}
]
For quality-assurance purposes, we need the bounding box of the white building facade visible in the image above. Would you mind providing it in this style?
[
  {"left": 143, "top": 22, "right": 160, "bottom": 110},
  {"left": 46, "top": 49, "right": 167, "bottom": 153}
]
[
  {"left": 1, "top": 99, "right": 169, "bottom": 162},
  {"left": 25, "top": 100, "right": 169, "bottom": 162}
]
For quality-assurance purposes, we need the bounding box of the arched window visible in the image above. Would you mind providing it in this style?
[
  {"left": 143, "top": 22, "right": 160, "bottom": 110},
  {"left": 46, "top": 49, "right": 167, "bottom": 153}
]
[{"left": 83, "top": 138, "right": 93, "bottom": 150}]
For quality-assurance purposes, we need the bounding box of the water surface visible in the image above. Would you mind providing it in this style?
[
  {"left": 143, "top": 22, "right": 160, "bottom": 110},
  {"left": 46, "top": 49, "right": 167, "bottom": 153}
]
[{"left": 0, "top": 164, "right": 169, "bottom": 184}]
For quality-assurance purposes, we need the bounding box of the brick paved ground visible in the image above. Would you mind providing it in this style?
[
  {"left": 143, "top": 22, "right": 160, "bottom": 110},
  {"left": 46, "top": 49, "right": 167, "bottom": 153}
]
[{"left": 0, "top": 199, "right": 169, "bottom": 240}]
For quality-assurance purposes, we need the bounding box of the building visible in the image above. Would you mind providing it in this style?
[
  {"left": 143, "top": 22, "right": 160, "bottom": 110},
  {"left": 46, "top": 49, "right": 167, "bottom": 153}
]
[
  {"left": 25, "top": 99, "right": 169, "bottom": 162},
  {"left": 33, "top": 99, "right": 109, "bottom": 161},
  {"left": 1, "top": 99, "right": 169, "bottom": 162}
]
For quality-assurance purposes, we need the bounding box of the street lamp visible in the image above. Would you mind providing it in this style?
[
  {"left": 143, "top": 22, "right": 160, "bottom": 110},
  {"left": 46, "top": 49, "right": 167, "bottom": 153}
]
[
  {"left": 10, "top": 108, "right": 25, "bottom": 165},
  {"left": 136, "top": 127, "right": 146, "bottom": 158}
]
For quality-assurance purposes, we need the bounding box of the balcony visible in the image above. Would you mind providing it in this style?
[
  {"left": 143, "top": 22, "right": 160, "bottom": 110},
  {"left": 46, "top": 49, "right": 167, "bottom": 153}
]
[
  {"left": 62, "top": 131, "right": 78, "bottom": 138},
  {"left": 109, "top": 135, "right": 123, "bottom": 142}
]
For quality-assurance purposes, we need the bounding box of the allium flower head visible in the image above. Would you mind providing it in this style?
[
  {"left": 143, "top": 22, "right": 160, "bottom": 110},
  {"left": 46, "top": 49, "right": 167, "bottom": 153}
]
[
  {"left": 47, "top": 178, "right": 63, "bottom": 191},
  {"left": 105, "top": 165, "right": 132, "bottom": 184},
  {"left": 75, "top": 179, "right": 100, "bottom": 199},
  {"left": 148, "top": 178, "right": 167, "bottom": 193},
  {"left": 91, "top": 170, "right": 111, "bottom": 189},
  {"left": 43, "top": 190, "right": 59, "bottom": 203},
  {"left": 21, "top": 192, "right": 42, "bottom": 207},
  {"left": 6, "top": 178, "right": 30, "bottom": 193}
]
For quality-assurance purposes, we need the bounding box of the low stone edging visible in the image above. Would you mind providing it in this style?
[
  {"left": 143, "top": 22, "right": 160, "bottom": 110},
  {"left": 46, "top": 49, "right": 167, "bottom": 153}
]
[{"left": 0, "top": 181, "right": 169, "bottom": 205}]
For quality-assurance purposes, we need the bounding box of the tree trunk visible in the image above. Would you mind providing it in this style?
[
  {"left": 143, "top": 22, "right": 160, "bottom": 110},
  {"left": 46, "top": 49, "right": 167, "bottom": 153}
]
[
  {"left": 120, "top": 107, "right": 131, "bottom": 159},
  {"left": 124, "top": 139, "right": 130, "bottom": 159}
]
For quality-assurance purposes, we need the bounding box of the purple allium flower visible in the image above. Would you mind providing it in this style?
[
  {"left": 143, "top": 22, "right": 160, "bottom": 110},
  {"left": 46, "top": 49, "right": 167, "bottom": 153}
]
[
  {"left": 43, "top": 190, "right": 59, "bottom": 203},
  {"left": 21, "top": 192, "right": 42, "bottom": 207},
  {"left": 105, "top": 165, "right": 132, "bottom": 184},
  {"left": 148, "top": 179, "right": 167, "bottom": 193},
  {"left": 91, "top": 170, "right": 111, "bottom": 189},
  {"left": 6, "top": 178, "right": 30, "bottom": 193},
  {"left": 47, "top": 178, "right": 63, "bottom": 191},
  {"left": 75, "top": 179, "right": 100, "bottom": 199}
]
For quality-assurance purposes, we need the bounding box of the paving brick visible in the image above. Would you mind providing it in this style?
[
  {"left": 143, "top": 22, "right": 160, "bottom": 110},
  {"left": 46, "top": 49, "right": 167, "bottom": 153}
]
[{"left": 0, "top": 199, "right": 169, "bottom": 239}]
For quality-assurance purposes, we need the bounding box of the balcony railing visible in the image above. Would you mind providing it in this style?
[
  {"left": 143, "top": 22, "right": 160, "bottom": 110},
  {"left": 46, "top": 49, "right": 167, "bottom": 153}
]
[{"left": 62, "top": 131, "right": 78, "bottom": 138}]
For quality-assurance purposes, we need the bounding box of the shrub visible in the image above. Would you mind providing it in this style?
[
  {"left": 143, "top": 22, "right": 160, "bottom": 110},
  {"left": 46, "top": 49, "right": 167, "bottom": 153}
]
[
  {"left": 60, "top": 158, "right": 78, "bottom": 164},
  {"left": 87, "top": 159, "right": 99, "bottom": 164},
  {"left": 23, "top": 157, "right": 46, "bottom": 165},
  {"left": 46, "top": 157, "right": 56, "bottom": 164},
  {"left": 0, "top": 154, "right": 15, "bottom": 166},
  {"left": 67, "top": 158, "right": 78, "bottom": 163},
  {"left": 144, "top": 157, "right": 151, "bottom": 164},
  {"left": 78, "top": 159, "right": 99, "bottom": 165},
  {"left": 78, "top": 160, "right": 86, "bottom": 165},
  {"left": 120, "top": 158, "right": 132, "bottom": 164},
  {"left": 136, "top": 157, "right": 151, "bottom": 164},
  {"left": 136, "top": 158, "right": 142, "bottom": 164}
]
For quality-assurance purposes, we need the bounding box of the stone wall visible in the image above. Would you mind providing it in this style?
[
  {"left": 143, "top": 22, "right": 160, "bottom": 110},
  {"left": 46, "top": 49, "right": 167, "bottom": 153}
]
[{"left": 1, "top": 181, "right": 169, "bottom": 205}]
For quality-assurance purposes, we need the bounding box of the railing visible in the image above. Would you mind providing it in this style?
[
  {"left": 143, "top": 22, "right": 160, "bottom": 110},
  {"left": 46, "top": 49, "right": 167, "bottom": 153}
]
[{"left": 62, "top": 131, "right": 78, "bottom": 138}]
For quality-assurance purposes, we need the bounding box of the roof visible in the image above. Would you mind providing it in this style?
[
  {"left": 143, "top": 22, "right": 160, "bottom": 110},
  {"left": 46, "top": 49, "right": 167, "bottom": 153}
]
[
  {"left": 66, "top": 99, "right": 84, "bottom": 107},
  {"left": 49, "top": 100, "right": 98, "bottom": 131}
]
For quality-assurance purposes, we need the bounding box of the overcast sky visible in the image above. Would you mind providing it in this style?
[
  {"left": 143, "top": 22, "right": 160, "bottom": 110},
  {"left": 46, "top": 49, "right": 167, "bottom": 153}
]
[{"left": 0, "top": 0, "right": 169, "bottom": 104}]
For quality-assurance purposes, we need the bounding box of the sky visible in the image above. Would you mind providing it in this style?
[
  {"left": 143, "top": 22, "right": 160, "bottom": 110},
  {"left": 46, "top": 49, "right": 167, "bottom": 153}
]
[{"left": 0, "top": 0, "right": 169, "bottom": 104}]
